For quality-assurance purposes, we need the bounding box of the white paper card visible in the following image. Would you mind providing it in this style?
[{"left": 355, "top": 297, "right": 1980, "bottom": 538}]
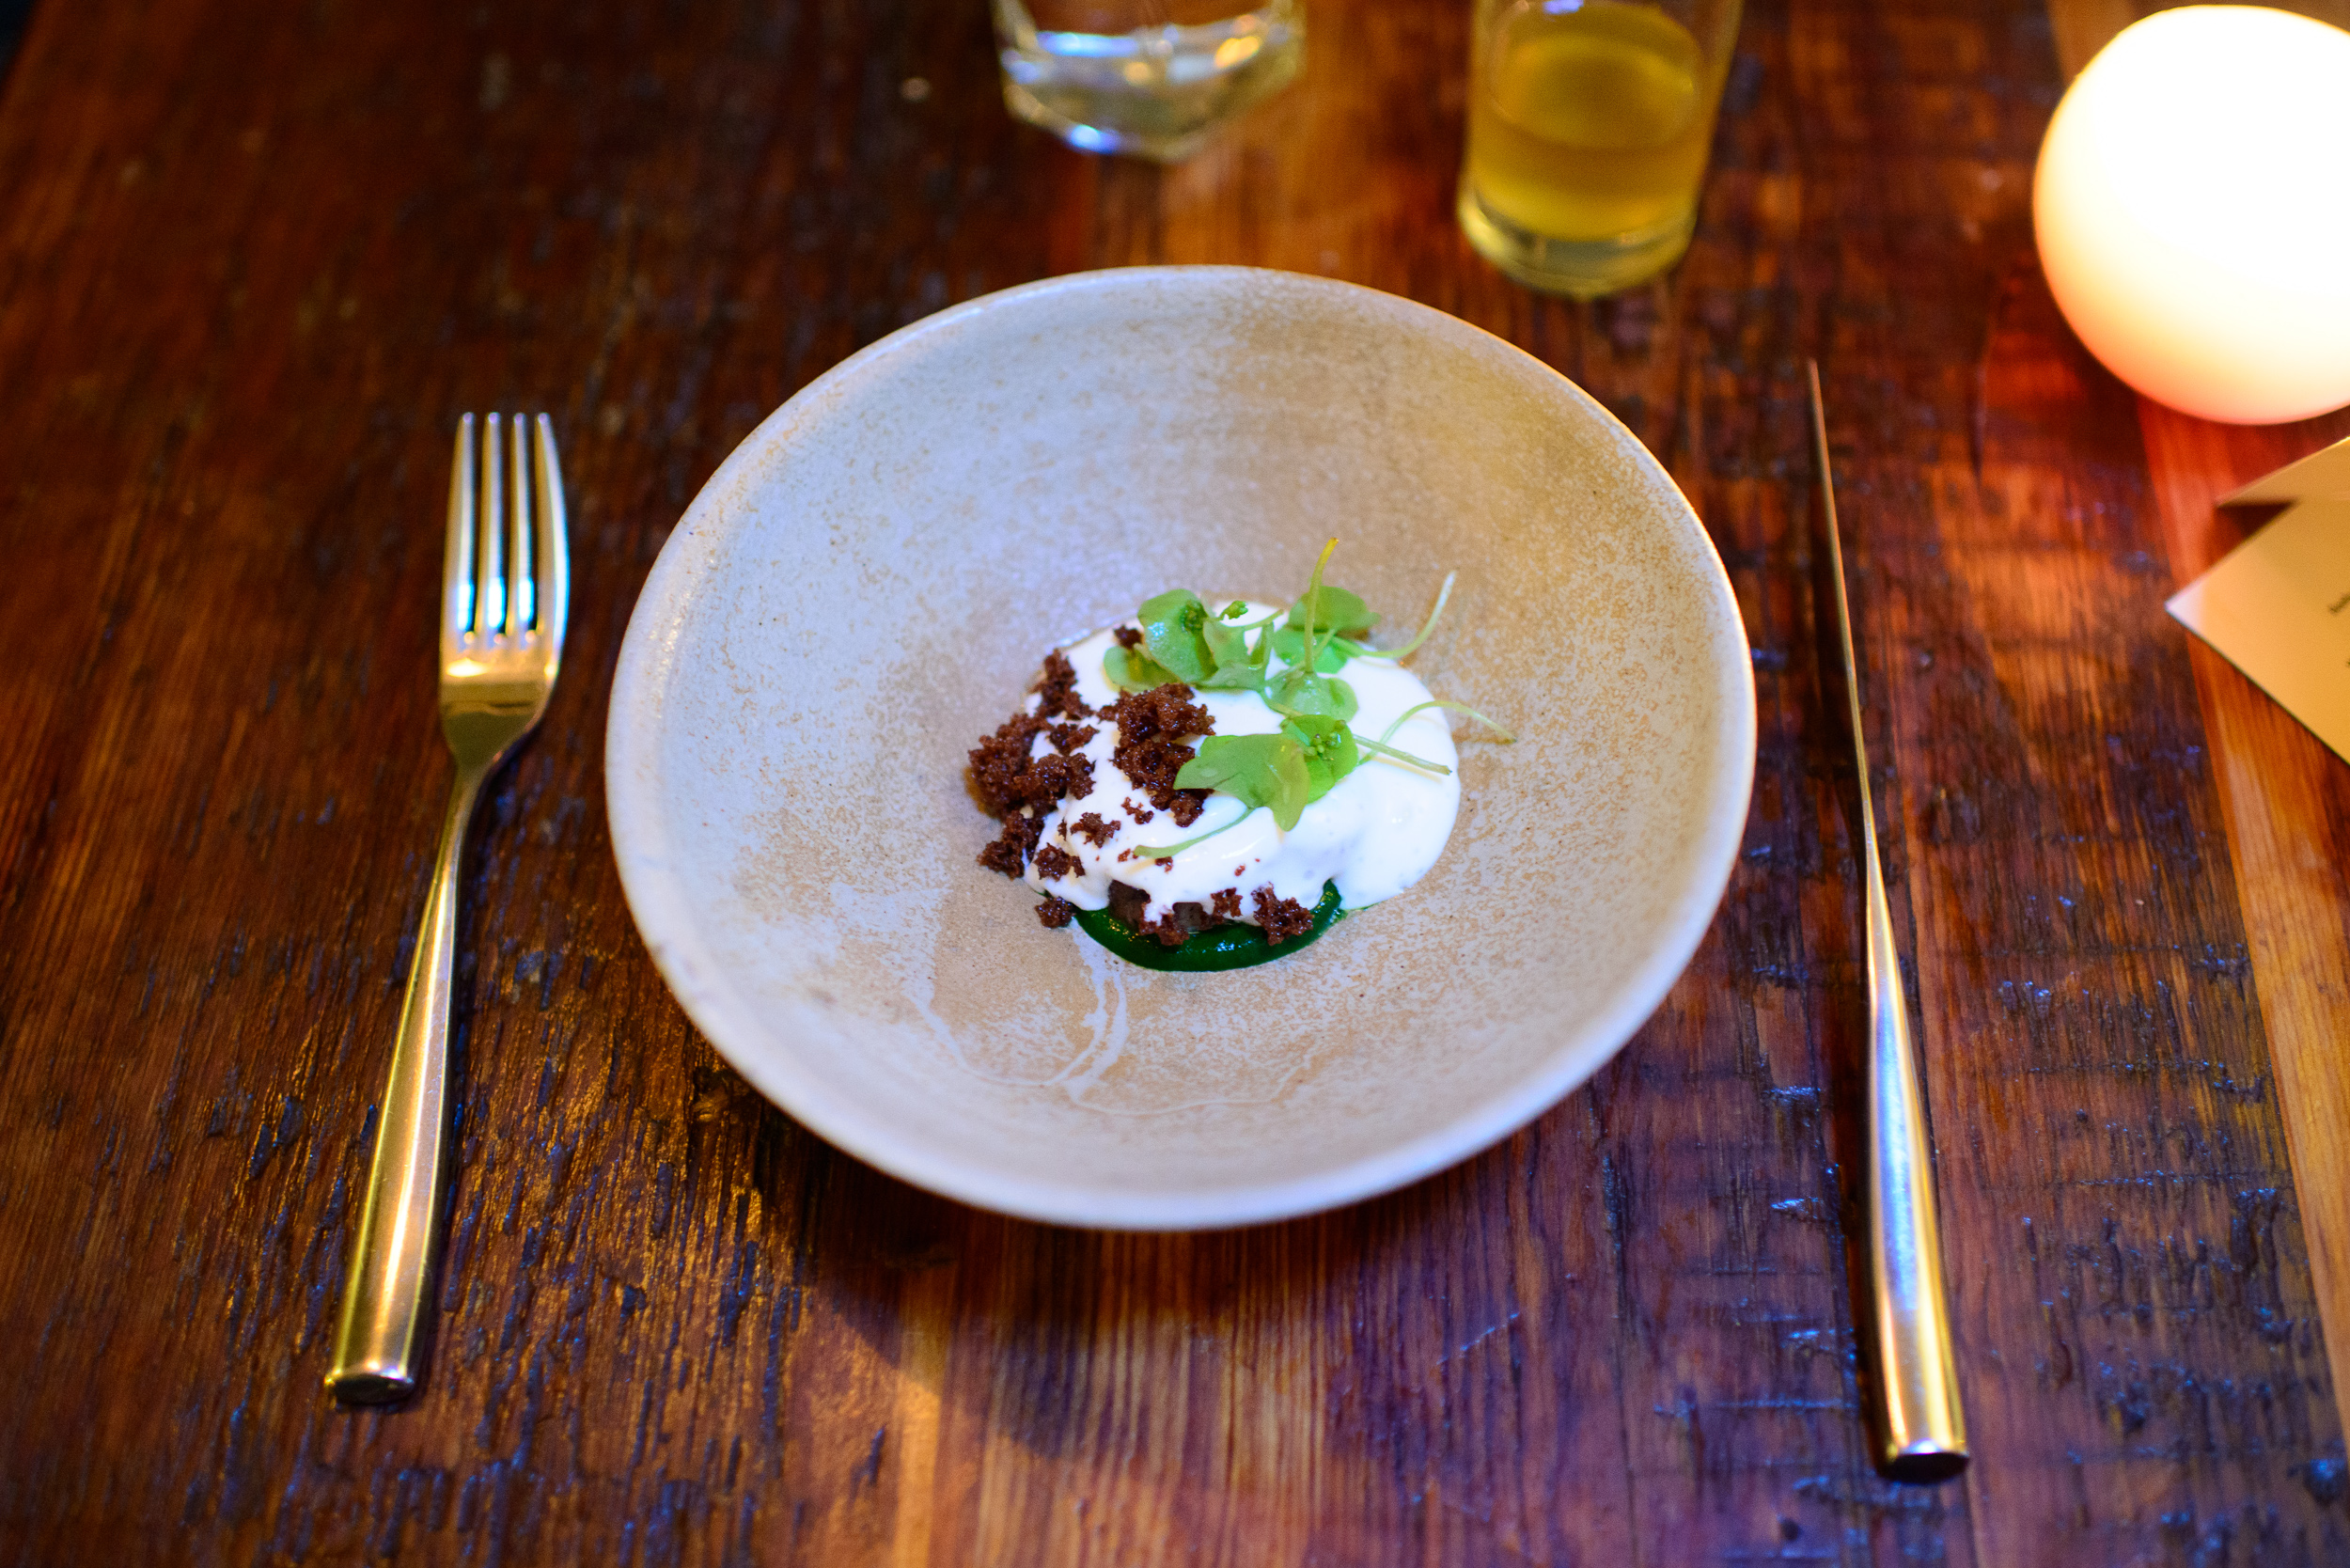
[
  {"left": 2220, "top": 435, "right": 2350, "bottom": 507},
  {"left": 2168, "top": 498, "right": 2350, "bottom": 764}
]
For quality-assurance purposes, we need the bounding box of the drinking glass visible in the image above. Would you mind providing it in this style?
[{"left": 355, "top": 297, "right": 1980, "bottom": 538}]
[
  {"left": 1457, "top": 0, "right": 1743, "bottom": 297},
  {"left": 994, "top": 0, "right": 1306, "bottom": 162}
]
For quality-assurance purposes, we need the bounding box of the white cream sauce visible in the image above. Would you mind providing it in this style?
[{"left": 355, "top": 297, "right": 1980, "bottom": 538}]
[{"left": 1018, "top": 600, "right": 1461, "bottom": 928}]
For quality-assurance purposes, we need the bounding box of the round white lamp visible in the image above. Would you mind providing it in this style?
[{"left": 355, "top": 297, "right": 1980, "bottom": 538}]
[{"left": 2033, "top": 6, "right": 2350, "bottom": 425}]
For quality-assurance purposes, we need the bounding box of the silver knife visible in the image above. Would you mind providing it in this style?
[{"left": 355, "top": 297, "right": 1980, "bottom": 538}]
[{"left": 1808, "top": 359, "right": 1968, "bottom": 1480}]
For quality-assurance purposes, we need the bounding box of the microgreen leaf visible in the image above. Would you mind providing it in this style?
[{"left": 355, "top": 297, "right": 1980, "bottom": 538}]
[
  {"left": 1296, "top": 538, "right": 1338, "bottom": 675},
  {"left": 1199, "top": 614, "right": 1256, "bottom": 676},
  {"left": 1194, "top": 662, "right": 1266, "bottom": 691},
  {"left": 1219, "top": 600, "right": 1251, "bottom": 620},
  {"left": 1269, "top": 624, "right": 1350, "bottom": 673},
  {"left": 1130, "top": 813, "right": 1246, "bottom": 861},
  {"left": 1348, "top": 729, "right": 1452, "bottom": 775},
  {"left": 1284, "top": 586, "right": 1379, "bottom": 635},
  {"left": 1137, "top": 589, "right": 1215, "bottom": 683},
  {"left": 1350, "top": 572, "right": 1455, "bottom": 662},
  {"left": 1174, "top": 732, "right": 1311, "bottom": 832},
  {"left": 1281, "top": 714, "right": 1360, "bottom": 803},
  {"left": 1104, "top": 643, "right": 1183, "bottom": 692},
  {"left": 1267, "top": 666, "right": 1359, "bottom": 723},
  {"left": 1378, "top": 698, "right": 1518, "bottom": 746},
  {"left": 1195, "top": 602, "right": 1275, "bottom": 689}
]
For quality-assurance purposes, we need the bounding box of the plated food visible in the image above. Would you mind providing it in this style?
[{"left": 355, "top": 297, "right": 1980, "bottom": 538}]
[
  {"left": 969, "top": 542, "right": 1508, "bottom": 969},
  {"left": 605, "top": 266, "right": 1754, "bottom": 1229}
]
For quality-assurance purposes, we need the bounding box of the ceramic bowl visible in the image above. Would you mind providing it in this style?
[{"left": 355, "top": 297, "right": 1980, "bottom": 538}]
[{"left": 606, "top": 267, "right": 1754, "bottom": 1230}]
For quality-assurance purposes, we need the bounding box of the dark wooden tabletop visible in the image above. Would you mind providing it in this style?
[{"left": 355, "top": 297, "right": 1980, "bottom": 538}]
[{"left": 6, "top": 0, "right": 2350, "bottom": 1562}]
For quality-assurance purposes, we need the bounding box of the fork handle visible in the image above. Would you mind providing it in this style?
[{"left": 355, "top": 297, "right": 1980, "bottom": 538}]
[{"left": 326, "top": 763, "right": 487, "bottom": 1403}]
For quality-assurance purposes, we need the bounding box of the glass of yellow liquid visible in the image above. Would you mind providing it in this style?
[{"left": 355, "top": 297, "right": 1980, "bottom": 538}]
[{"left": 1458, "top": 0, "right": 1743, "bottom": 297}]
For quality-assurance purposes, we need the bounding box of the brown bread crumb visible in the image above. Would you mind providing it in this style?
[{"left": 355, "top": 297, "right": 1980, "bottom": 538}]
[
  {"left": 1101, "top": 684, "right": 1214, "bottom": 827},
  {"left": 998, "top": 753, "right": 1078, "bottom": 812},
  {"left": 1122, "top": 797, "right": 1155, "bottom": 824},
  {"left": 1032, "top": 649, "right": 1091, "bottom": 720},
  {"left": 1113, "top": 627, "right": 1143, "bottom": 649},
  {"left": 969, "top": 658, "right": 1103, "bottom": 847},
  {"left": 1036, "top": 896, "right": 1075, "bottom": 928},
  {"left": 1047, "top": 722, "right": 1098, "bottom": 754},
  {"left": 1033, "top": 842, "right": 1081, "bottom": 881},
  {"left": 1253, "top": 885, "right": 1313, "bottom": 945},
  {"left": 967, "top": 713, "right": 1046, "bottom": 816},
  {"left": 1108, "top": 881, "right": 1224, "bottom": 947},
  {"left": 971, "top": 649, "right": 1112, "bottom": 879},
  {"left": 1071, "top": 812, "right": 1119, "bottom": 847},
  {"left": 1209, "top": 887, "right": 1242, "bottom": 920},
  {"left": 978, "top": 810, "right": 1042, "bottom": 878}
]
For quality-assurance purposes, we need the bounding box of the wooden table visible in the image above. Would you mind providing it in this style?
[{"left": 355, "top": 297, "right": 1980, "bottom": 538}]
[{"left": 4, "top": 0, "right": 2347, "bottom": 1561}]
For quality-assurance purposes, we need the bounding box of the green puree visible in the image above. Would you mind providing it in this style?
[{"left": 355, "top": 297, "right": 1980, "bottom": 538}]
[{"left": 1072, "top": 882, "right": 1345, "bottom": 972}]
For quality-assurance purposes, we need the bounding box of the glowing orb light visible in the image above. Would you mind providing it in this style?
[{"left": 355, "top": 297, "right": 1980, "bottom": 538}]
[{"left": 2033, "top": 6, "right": 2350, "bottom": 425}]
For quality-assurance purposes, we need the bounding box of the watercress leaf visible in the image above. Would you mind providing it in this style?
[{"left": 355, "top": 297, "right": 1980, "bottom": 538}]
[
  {"left": 1285, "top": 586, "right": 1380, "bottom": 635},
  {"left": 1193, "top": 660, "right": 1265, "bottom": 692},
  {"left": 1281, "top": 714, "right": 1360, "bottom": 803},
  {"left": 1104, "top": 644, "right": 1183, "bottom": 692},
  {"left": 1269, "top": 624, "right": 1349, "bottom": 673},
  {"left": 1137, "top": 589, "right": 1215, "bottom": 682},
  {"left": 1201, "top": 611, "right": 1253, "bottom": 672},
  {"left": 1174, "top": 733, "right": 1311, "bottom": 831},
  {"left": 1268, "top": 666, "right": 1359, "bottom": 723}
]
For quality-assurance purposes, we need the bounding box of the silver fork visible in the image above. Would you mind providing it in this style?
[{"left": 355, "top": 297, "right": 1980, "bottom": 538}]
[{"left": 327, "top": 413, "right": 569, "bottom": 1403}]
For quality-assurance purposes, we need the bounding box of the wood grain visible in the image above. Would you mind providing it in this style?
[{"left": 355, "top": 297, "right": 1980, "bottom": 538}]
[
  {"left": 0, "top": 0, "right": 2342, "bottom": 1562},
  {"left": 2044, "top": 0, "right": 2350, "bottom": 1442},
  {"left": 2136, "top": 401, "right": 2350, "bottom": 1441}
]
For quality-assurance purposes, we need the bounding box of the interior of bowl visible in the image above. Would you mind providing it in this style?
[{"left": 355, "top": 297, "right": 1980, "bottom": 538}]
[{"left": 606, "top": 267, "right": 1754, "bottom": 1229}]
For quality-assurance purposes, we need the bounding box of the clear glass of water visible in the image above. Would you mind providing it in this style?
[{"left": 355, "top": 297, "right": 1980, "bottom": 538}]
[{"left": 994, "top": 0, "right": 1306, "bottom": 162}]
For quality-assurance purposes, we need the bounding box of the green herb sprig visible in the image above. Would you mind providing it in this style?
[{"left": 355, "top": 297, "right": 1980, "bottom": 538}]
[{"left": 1108, "top": 541, "right": 1512, "bottom": 863}]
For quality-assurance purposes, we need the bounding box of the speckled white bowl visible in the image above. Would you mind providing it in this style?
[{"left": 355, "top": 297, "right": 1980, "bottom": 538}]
[{"left": 607, "top": 267, "right": 1754, "bottom": 1230}]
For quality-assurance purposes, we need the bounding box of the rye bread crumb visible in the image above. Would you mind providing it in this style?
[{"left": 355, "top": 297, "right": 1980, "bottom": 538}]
[
  {"left": 1210, "top": 887, "right": 1242, "bottom": 920},
  {"left": 1047, "top": 721, "right": 1098, "bottom": 754},
  {"left": 1032, "top": 649, "right": 1091, "bottom": 720},
  {"left": 1072, "top": 812, "right": 1119, "bottom": 847},
  {"left": 970, "top": 651, "right": 1113, "bottom": 878},
  {"left": 978, "top": 810, "right": 1042, "bottom": 878},
  {"left": 1253, "top": 886, "right": 1313, "bottom": 945},
  {"left": 1102, "top": 684, "right": 1214, "bottom": 827},
  {"left": 967, "top": 713, "right": 1047, "bottom": 816},
  {"left": 1033, "top": 842, "right": 1081, "bottom": 882},
  {"left": 1037, "top": 896, "right": 1075, "bottom": 928},
  {"left": 1109, "top": 881, "right": 1223, "bottom": 948}
]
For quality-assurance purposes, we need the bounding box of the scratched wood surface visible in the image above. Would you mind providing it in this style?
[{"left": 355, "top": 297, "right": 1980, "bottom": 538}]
[
  {"left": 2042, "top": 0, "right": 2350, "bottom": 1455},
  {"left": 0, "top": 0, "right": 2344, "bottom": 1564}
]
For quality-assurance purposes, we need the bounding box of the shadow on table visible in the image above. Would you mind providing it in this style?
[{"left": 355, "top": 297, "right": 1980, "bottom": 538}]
[{"left": 0, "top": 0, "right": 32, "bottom": 88}]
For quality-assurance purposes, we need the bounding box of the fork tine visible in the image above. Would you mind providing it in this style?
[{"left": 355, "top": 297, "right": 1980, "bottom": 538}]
[
  {"left": 445, "top": 416, "right": 477, "bottom": 641},
  {"left": 532, "top": 415, "right": 569, "bottom": 658},
  {"left": 477, "top": 414, "right": 506, "bottom": 636},
  {"left": 506, "top": 412, "right": 533, "bottom": 636}
]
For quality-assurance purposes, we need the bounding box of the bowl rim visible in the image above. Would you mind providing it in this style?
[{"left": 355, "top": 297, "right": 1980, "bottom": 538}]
[{"left": 605, "top": 265, "right": 1757, "bottom": 1231}]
